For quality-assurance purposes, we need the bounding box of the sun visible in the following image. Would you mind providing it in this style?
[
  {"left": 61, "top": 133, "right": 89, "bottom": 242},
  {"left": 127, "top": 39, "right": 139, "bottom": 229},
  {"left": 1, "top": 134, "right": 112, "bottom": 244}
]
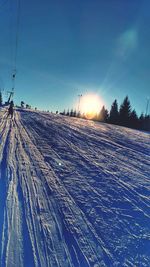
[{"left": 79, "top": 93, "right": 103, "bottom": 119}]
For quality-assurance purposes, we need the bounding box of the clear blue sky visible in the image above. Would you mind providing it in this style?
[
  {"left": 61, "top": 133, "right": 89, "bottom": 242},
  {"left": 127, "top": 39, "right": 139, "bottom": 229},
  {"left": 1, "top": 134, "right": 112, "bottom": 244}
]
[{"left": 0, "top": 0, "right": 150, "bottom": 114}]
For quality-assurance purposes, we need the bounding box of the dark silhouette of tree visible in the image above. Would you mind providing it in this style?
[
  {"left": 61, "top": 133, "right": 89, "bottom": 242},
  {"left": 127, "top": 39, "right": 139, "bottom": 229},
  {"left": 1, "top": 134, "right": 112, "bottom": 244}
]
[
  {"left": 139, "top": 113, "right": 150, "bottom": 131},
  {"left": 0, "top": 91, "right": 2, "bottom": 106},
  {"left": 104, "top": 109, "right": 109, "bottom": 122},
  {"left": 145, "top": 115, "right": 150, "bottom": 131},
  {"left": 129, "top": 109, "right": 139, "bottom": 129},
  {"left": 73, "top": 110, "right": 77, "bottom": 117},
  {"left": 21, "top": 101, "right": 25, "bottom": 108},
  {"left": 26, "top": 104, "right": 31, "bottom": 109},
  {"left": 139, "top": 113, "right": 144, "bottom": 129},
  {"left": 70, "top": 109, "right": 73, "bottom": 117},
  {"left": 77, "top": 111, "right": 81, "bottom": 117},
  {"left": 66, "top": 109, "right": 70, "bottom": 116},
  {"left": 60, "top": 109, "right": 66, "bottom": 115},
  {"left": 109, "top": 99, "right": 119, "bottom": 124},
  {"left": 119, "top": 96, "right": 131, "bottom": 126},
  {"left": 63, "top": 96, "right": 150, "bottom": 131},
  {"left": 98, "top": 106, "right": 109, "bottom": 122},
  {"left": 98, "top": 106, "right": 104, "bottom": 121}
]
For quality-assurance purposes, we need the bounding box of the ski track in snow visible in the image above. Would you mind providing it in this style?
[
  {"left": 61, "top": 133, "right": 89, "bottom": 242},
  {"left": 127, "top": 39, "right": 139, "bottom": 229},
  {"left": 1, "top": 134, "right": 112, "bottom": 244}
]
[{"left": 0, "top": 108, "right": 150, "bottom": 267}]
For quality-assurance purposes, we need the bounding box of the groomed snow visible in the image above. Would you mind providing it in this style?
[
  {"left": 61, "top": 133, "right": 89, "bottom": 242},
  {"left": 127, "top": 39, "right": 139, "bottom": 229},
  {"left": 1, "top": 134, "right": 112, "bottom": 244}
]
[{"left": 0, "top": 108, "right": 150, "bottom": 267}]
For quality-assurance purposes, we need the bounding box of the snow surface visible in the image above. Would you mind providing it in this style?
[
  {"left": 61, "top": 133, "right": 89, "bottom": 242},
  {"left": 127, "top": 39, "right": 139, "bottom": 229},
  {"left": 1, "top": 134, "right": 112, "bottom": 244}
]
[{"left": 0, "top": 108, "right": 150, "bottom": 267}]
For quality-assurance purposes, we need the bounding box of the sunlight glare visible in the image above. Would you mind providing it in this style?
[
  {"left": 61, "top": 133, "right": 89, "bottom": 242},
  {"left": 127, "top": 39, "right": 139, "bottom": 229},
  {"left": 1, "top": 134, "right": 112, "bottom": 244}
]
[{"left": 80, "top": 93, "right": 103, "bottom": 119}]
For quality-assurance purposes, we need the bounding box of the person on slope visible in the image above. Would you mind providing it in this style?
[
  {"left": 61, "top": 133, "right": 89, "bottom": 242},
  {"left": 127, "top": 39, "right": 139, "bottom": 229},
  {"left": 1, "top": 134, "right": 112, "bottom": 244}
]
[{"left": 7, "top": 101, "right": 14, "bottom": 119}]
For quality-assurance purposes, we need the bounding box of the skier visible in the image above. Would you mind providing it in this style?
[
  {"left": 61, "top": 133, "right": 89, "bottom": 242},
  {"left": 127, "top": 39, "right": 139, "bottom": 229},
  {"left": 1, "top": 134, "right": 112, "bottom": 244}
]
[{"left": 7, "top": 101, "right": 14, "bottom": 119}]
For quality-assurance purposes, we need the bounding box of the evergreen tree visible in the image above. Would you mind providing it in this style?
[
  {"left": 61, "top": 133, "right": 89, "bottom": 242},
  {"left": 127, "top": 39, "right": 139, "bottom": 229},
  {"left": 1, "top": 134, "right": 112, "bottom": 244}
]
[
  {"left": 146, "top": 115, "right": 150, "bottom": 131},
  {"left": 119, "top": 96, "right": 131, "bottom": 126},
  {"left": 109, "top": 99, "right": 119, "bottom": 124},
  {"left": 26, "top": 104, "right": 31, "bottom": 109},
  {"left": 70, "top": 109, "right": 73, "bottom": 117},
  {"left": 0, "top": 91, "right": 2, "bottom": 106},
  {"left": 129, "top": 109, "right": 139, "bottom": 129},
  {"left": 77, "top": 111, "right": 81, "bottom": 117},
  {"left": 61, "top": 109, "right": 66, "bottom": 115},
  {"left": 139, "top": 113, "right": 144, "bottom": 129},
  {"left": 66, "top": 109, "right": 70, "bottom": 116},
  {"left": 98, "top": 106, "right": 109, "bottom": 122},
  {"left": 104, "top": 109, "right": 109, "bottom": 122},
  {"left": 143, "top": 115, "right": 150, "bottom": 131},
  {"left": 21, "top": 101, "right": 25, "bottom": 108},
  {"left": 98, "top": 106, "right": 104, "bottom": 121},
  {"left": 73, "top": 110, "right": 77, "bottom": 117}
]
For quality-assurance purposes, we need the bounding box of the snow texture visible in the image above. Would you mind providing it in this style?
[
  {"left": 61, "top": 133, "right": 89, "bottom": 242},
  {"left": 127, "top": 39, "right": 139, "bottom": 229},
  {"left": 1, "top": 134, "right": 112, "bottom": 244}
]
[{"left": 0, "top": 108, "right": 150, "bottom": 267}]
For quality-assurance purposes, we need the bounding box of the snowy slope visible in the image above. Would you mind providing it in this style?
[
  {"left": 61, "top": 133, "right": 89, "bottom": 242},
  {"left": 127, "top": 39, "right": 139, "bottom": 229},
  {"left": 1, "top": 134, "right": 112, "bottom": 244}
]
[{"left": 0, "top": 108, "right": 150, "bottom": 267}]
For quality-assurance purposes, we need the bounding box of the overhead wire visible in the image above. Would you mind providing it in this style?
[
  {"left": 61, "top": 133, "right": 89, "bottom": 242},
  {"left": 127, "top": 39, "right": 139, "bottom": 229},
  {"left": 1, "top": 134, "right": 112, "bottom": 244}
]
[
  {"left": 9, "top": 0, "right": 13, "bottom": 79},
  {"left": 12, "top": 0, "right": 21, "bottom": 92},
  {"left": 0, "top": 0, "right": 21, "bottom": 100},
  {"left": 0, "top": 0, "right": 9, "bottom": 93},
  {"left": 14, "top": 0, "right": 21, "bottom": 71}
]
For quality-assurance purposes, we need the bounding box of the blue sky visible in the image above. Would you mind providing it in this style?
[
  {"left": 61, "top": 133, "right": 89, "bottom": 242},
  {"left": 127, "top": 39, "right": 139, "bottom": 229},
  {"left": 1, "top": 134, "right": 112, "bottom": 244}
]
[{"left": 0, "top": 0, "right": 150, "bottom": 114}]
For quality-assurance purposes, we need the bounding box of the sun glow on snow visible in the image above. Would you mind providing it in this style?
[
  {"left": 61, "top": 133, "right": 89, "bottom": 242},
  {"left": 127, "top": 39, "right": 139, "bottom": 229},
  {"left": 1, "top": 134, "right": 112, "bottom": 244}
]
[{"left": 80, "top": 94, "right": 103, "bottom": 119}]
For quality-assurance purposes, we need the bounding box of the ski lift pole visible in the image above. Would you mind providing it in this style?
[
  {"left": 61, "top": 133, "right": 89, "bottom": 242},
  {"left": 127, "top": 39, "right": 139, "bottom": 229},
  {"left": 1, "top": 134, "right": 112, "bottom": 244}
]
[
  {"left": 12, "top": 70, "right": 16, "bottom": 91},
  {"left": 145, "top": 97, "right": 149, "bottom": 116},
  {"left": 10, "top": 0, "right": 21, "bottom": 94},
  {"left": 78, "top": 94, "right": 82, "bottom": 112}
]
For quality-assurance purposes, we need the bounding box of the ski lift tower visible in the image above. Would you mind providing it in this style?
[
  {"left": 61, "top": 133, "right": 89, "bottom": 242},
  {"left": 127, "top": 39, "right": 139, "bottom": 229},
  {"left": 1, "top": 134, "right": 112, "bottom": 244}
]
[
  {"left": 5, "top": 71, "right": 16, "bottom": 105},
  {"left": 78, "top": 94, "right": 82, "bottom": 112},
  {"left": 145, "top": 97, "right": 150, "bottom": 116},
  {"left": 5, "top": 88, "right": 14, "bottom": 105}
]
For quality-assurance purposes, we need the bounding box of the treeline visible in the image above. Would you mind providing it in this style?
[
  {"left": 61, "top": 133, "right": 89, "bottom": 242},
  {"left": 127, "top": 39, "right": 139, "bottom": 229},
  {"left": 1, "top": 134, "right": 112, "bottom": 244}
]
[
  {"left": 0, "top": 95, "right": 34, "bottom": 110},
  {"left": 61, "top": 96, "right": 150, "bottom": 132}
]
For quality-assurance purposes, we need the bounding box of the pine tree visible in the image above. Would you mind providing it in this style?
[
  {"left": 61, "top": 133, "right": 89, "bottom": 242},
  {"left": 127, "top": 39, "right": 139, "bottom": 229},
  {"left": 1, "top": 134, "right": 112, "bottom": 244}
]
[
  {"left": 129, "top": 109, "right": 139, "bottom": 129},
  {"left": 98, "top": 106, "right": 108, "bottom": 122},
  {"left": 77, "top": 111, "right": 81, "bottom": 117},
  {"left": 73, "top": 110, "right": 77, "bottom": 117},
  {"left": 143, "top": 115, "right": 150, "bottom": 131},
  {"left": 62, "top": 109, "right": 66, "bottom": 115},
  {"left": 139, "top": 113, "right": 144, "bottom": 130},
  {"left": 70, "top": 109, "right": 73, "bottom": 117},
  {"left": 119, "top": 96, "right": 131, "bottom": 126},
  {"left": 146, "top": 115, "right": 150, "bottom": 131},
  {"left": 21, "top": 101, "right": 25, "bottom": 108},
  {"left": 109, "top": 99, "right": 119, "bottom": 124},
  {"left": 0, "top": 91, "right": 2, "bottom": 106},
  {"left": 66, "top": 109, "right": 70, "bottom": 116},
  {"left": 104, "top": 109, "right": 109, "bottom": 122}
]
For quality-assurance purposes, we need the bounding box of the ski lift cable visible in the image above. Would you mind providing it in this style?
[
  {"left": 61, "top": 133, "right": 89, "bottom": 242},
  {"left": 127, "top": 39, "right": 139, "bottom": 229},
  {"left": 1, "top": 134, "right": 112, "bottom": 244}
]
[
  {"left": 9, "top": 0, "right": 13, "bottom": 78},
  {"left": 0, "top": 0, "right": 21, "bottom": 99},
  {"left": 11, "top": 0, "right": 21, "bottom": 91},
  {"left": 0, "top": 0, "right": 9, "bottom": 98},
  {"left": 14, "top": 0, "right": 21, "bottom": 71}
]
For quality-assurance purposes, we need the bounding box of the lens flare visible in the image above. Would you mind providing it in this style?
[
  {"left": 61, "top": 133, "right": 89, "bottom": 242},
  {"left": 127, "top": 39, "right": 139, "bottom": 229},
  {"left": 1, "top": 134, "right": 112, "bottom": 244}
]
[{"left": 80, "top": 93, "right": 103, "bottom": 119}]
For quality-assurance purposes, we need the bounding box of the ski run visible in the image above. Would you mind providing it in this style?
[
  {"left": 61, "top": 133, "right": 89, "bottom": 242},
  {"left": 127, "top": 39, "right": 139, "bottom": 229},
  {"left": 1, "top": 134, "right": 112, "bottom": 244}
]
[{"left": 0, "top": 108, "right": 150, "bottom": 267}]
